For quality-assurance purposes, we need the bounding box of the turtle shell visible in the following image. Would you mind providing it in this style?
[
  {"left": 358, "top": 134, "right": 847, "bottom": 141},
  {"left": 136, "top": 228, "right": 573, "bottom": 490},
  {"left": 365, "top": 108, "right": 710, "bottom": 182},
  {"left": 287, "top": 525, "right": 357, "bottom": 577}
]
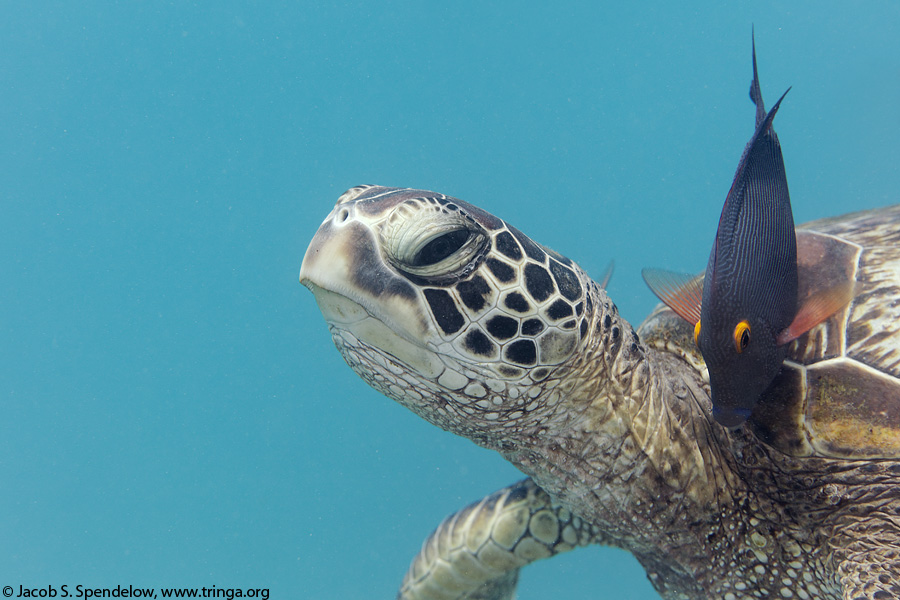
[{"left": 643, "top": 205, "right": 900, "bottom": 459}]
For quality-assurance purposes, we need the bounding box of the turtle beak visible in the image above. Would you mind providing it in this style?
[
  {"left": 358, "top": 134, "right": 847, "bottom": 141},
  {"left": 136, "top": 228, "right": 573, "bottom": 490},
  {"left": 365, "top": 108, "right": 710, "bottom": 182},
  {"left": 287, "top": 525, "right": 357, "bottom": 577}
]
[
  {"left": 300, "top": 185, "right": 412, "bottom": 296},
  {"left": 299, "top": 214, "right": 375, "bottom": 328},
  {"left": 299, "top": 207, "right": 388, "bottom": 327},
  {"left": 299, "top": 192, "right": 445, "bottom": 379},
  {"left": 299, "top": 214, "right": 347, "bottom": 295}
]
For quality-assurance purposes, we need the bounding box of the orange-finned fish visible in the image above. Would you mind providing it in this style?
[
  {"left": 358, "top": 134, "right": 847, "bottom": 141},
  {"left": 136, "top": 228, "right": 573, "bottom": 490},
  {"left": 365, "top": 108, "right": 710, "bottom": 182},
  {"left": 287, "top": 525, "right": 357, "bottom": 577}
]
[{"left": 643, "top": 35, "right": 853, "bottom": 427}]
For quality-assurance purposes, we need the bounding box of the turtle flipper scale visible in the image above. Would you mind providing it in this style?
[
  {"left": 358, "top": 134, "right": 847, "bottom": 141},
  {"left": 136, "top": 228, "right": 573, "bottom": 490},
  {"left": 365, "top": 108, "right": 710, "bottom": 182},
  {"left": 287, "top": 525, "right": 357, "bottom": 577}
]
[
  {"left": 834, "top": 519, "right": 900, "bottom": 600},
  {"left": 397, "top": 479, "right": 594, "bottom": 600}
]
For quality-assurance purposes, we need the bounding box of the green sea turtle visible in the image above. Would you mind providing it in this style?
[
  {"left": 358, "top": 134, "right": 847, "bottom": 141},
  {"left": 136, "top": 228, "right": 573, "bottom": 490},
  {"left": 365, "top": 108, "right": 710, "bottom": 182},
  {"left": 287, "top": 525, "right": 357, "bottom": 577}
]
[{"left": 300, "top": 183, "right": 900, "bottom": 599}]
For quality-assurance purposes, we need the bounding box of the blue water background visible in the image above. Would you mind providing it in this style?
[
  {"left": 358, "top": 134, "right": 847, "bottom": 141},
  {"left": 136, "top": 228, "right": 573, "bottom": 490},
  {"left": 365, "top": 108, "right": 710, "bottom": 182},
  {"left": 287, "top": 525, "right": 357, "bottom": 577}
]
[{"left": 3, "top": 2, "right": 898, "bottom": 598}]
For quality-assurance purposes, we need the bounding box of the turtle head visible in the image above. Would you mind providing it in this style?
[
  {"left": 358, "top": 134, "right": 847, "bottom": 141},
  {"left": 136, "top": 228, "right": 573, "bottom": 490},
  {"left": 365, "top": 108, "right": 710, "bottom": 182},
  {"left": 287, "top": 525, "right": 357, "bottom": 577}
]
[{"left": 300, "top": 185, "right": 608, "bottom": 446}]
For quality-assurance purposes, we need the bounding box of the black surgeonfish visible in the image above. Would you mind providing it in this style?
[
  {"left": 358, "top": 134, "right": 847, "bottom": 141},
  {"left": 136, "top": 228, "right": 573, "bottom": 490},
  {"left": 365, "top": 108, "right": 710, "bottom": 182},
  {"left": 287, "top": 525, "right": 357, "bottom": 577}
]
[
  {"left": 644, "top": 35, "right": 853, "bottom": 427},
  {"left": 698, "top": 38, "right": 794, "bottom": 427}
]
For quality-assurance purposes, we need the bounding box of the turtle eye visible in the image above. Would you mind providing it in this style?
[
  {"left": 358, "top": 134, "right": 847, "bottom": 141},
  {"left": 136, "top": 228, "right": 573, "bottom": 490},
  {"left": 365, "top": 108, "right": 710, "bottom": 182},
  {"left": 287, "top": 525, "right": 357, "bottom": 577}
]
[
  {"left": 382, "top": 199, "right": 489, "bottom": 283},
  {"left": 733, "top": 320, "right": 751, "bottom": 353},
  {"left": 693, "top": 320, "right": 701, "bottom": 347},
  {"left": 411, "top": 229, "right": 471, "bottom": 266}
]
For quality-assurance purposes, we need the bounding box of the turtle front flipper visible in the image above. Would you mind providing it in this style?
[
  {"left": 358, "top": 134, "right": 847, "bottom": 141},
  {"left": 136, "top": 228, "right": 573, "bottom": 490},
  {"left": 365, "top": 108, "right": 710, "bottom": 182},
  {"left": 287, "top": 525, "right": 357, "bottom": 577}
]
[
  {"left": 834, "top": 523, "right": 900, "bottom": 600},
  {"left": 398, "top": 478, "right": 594, "bottom": 600}
]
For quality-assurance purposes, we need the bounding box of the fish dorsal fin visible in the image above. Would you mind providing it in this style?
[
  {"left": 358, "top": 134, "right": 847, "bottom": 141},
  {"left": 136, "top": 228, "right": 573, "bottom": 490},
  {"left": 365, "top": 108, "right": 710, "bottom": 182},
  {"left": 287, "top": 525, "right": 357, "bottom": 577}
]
[
  {"left": 775, "top": 280, "right": 856, "bottom": 345},
  {"left": 642, "top": 268, "right": 703, "bottom": 325},
  {"left": 750, "top": 28, "right": 766, "bottom": 127}
]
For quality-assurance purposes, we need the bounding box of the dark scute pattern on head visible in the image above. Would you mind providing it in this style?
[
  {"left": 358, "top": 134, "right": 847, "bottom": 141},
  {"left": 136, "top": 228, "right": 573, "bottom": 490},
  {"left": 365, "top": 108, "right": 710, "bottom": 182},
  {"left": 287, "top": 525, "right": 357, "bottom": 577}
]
[
  {"left": 524, "top": 264, "right": 555, "bottom": 303},
  {"left": 487, "top": 258, "right": 516, "bottom": 283},
  {"left": 424, "top": 289, "right": 464, "bottom": 335},
  {"left": 504, "top": 292, "right": 531, "bottom": 313},
  {"left": 562, "top": 319, "right": 577, "bottom": 330},
  {"left": 431, "top": 193, "right": 504, "bottom": 231},
  {"left": 546, "top": 299, "right": 574, "bottom": 320},
  {"left": 497, "top": 365, "right": 523, "bottom": 378},
  {"left": 546, "top": 247, "right": 573, "bottom": 267},
  {"left": 575, "top": 301, "right": 584, "bottom": 316},
  {"left": 509, "top": 226, "right": 546, "bottom": 263},
  {"left": 579, "top": 319, "right": 588, "bottom": 338},
  {"left": 607, "top": 325, "right": 622, "bottom": 355},
  {"left": 353, "top": 187, "right": 421, "bottom": 216},
  {"left": 464, "top": 328, "right": 496, "bottom": 357},
  {"left": 522, "top": 319, "right": 545, "bottom": 336},
  {"left": 505, "top": 339, "right": 537, "bottom": 365},
  {"left": 495, "top": 231, "right": 523, "bottom": 260},
  {"left": 549, "top": 260, "right": 582, "bottom": 301},
  {"left": 341, "top": 222, "right": 417, "bottom": 301},
  {"left": 355, "top": 269, "right": 418, "bottom": 302},
  {"left": 486, "top": 315, "right": 518, "bottom": 340},
  {"left": 442, "top": 196, "right": 503, "bottom": 231},
  {"left": 456, "top": 275, "right": 492, "bottom": 312}
]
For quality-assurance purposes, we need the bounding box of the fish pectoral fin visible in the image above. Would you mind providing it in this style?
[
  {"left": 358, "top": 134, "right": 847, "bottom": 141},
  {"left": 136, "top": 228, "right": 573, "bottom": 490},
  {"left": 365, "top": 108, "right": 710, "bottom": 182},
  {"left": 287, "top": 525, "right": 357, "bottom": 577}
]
[
  {"left": 598, "top": 260, "right": 615, "bottom": 289},
  {"left": 776, "top": 280, "right": 856, "bottom": 345},
  {"left": 641, "top": 268, "right": 703, "bottom": 325}
]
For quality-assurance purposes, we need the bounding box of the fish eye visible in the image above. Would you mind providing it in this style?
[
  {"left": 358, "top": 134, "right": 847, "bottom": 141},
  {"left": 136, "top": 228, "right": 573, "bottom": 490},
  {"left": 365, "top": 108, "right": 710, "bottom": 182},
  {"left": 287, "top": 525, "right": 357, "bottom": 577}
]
[
  {"left": 693, "top": 320, "right": 701, "bottom": 346},
  {"left": 733, "top": 320, "right": 751, "bottom": 353}
]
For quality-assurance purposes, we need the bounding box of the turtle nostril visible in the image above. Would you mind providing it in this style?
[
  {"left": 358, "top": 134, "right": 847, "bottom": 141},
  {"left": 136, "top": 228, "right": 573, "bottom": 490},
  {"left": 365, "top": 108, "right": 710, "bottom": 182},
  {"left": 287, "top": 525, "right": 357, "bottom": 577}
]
[{"left": 337, "top": 208, "right": 350, "bottom": 223}]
